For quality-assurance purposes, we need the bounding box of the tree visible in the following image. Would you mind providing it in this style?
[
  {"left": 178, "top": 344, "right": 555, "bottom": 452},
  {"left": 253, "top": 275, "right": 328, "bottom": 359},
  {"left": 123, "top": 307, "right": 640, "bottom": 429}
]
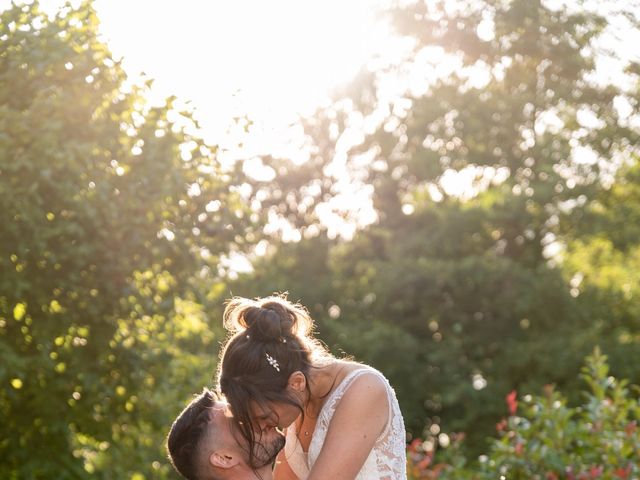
[
  {"left": 0, "top": 1, "right": 256, "bottom": 477},
  {"left": 561, "top": 160, "right": 640, "bottom": 382},
  {"left": 239, "top": 0, "right": 640, "bottom": 451}
]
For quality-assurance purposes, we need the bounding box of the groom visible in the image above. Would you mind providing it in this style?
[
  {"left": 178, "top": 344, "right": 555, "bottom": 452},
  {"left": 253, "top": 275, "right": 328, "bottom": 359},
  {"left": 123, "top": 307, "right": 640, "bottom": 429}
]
[{"left": 167, "top": 388, "right": 284, "bottom": 480}]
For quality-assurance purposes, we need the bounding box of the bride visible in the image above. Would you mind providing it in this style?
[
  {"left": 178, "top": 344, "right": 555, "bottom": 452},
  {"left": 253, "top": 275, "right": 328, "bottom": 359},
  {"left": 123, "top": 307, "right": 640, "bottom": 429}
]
[{"left": 216, "top": 293, "right": 406, "bottom": 479}]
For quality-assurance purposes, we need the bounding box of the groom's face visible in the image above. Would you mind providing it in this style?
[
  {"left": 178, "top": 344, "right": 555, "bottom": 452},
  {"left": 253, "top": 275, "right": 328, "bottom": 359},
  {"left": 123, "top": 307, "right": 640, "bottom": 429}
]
[
  {"left": 213, "top": 403, "right": 285, "bottom": 469},
  {"left": 249, "top": 426, "right": 285, "bottom": 467}
]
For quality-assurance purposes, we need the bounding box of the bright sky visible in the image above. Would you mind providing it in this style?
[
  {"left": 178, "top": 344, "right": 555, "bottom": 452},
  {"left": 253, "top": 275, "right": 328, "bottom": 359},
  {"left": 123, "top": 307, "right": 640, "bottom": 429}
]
[
  {"left": 1, "top": 0, "right": 405, "bottom": 243},
  {"left": 2, "top": 0, "right": 638, "bottom": 247},
  {"left": 96, "top": 0, "right": 395, "bottom": 152},
  {"left": 90, "top": 0, "right": 411, "bottom": 244},
  {"left": 1, "top": 0, "right": 400, "bottom": 148}
]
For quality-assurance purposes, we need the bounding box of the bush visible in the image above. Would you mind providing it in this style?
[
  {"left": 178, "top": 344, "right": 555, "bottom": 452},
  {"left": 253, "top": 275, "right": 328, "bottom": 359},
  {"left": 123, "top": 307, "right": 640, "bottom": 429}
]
[{"left": 408, "top": 348, "right": 640, "bottom": 479}]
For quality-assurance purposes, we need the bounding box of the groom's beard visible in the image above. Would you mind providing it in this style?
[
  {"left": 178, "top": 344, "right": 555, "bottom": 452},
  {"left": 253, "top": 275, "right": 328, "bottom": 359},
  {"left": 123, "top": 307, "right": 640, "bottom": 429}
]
[{"left": 251, "top": 432, "right": 286, "bottom": 468}]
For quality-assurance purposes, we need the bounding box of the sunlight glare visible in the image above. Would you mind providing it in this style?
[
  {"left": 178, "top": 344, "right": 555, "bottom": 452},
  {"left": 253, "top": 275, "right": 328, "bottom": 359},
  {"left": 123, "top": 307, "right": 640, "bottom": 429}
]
[{"left": 92, "top": 0, "right": 389, "bottom": 145}]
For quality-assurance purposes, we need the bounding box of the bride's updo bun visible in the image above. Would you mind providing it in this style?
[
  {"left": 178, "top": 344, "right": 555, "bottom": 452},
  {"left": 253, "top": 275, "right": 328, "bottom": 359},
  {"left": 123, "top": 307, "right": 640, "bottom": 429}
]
[{"left": 222, "top": 294, "right": 313, "bottom": 341}]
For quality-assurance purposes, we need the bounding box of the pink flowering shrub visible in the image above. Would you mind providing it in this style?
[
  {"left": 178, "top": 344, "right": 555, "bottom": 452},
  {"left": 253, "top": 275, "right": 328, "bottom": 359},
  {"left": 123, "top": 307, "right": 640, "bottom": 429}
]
[{"left": 408, "top": 349, "right": 640, "bottom": 479}]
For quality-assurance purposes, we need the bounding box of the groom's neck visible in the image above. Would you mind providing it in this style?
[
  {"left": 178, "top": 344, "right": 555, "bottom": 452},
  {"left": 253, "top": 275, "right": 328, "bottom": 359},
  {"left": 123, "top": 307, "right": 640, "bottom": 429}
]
[
  {"left": 253, "top": 465, "right": 273, "bottom": 480},
  {"left": 227, "top": 464, "right": 273, "bottom": 480}
]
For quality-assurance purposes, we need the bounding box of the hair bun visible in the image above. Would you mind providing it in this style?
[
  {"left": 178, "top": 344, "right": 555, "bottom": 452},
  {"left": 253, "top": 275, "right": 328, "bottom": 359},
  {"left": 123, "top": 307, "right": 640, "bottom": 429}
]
[{"left": 223, "top": 294, "right": 312, "bottom": 341}]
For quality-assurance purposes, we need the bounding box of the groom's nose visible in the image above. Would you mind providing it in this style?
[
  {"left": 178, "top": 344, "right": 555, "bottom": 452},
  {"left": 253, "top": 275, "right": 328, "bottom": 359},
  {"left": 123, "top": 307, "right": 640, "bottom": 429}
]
[
  {"left": 254, "top": 415, "right": 277, "bottom": 432},
  {"left": 260, "top": 422, "right": 277, "bottom": 433},
  {"left": 254, "top": 419, "right": 277, "bottom": 437}
]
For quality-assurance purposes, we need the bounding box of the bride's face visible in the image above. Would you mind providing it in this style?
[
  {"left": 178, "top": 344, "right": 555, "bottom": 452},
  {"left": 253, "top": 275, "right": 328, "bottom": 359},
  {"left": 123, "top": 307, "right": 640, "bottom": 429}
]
[
  {"left": 249, "top": 371, "right": 308, "bottom": 432},
  {"left": 251, "top": 399, "right": 302, "bottom": 431}
]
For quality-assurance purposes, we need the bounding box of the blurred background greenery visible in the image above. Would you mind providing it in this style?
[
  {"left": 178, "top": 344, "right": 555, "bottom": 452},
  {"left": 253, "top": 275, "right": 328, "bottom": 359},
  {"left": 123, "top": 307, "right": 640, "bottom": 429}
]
[{"left": 1, "top": 0, "right": 639, "bottom": 478}]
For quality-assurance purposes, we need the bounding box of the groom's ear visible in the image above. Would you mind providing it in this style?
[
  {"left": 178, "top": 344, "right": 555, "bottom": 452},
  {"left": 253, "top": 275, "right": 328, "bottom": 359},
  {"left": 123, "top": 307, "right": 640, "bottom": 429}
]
[
  {"left": 287, "top": 371, "right": 306, "bottom": 392},
  {"left": 209, "top": 449, "right": 240, "bottom": 470}
]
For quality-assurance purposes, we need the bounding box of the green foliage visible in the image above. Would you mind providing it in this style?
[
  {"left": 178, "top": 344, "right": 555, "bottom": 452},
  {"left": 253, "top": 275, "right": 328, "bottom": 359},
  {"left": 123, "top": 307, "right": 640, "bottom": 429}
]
[
  {"left": 560, "top": 160, "right": 640, "bottom": 384},
  {"left": 244, "top": 0, "right": 640, "bottom": 455},
  {"left": 408, "top": 349, "right": 640, "bottom": 479},
  {"left": 2, "top": 0, "right": 640, "bottom": 477},
  {"left": 0, "top": 1, "right": 255, "bottom": 477}
]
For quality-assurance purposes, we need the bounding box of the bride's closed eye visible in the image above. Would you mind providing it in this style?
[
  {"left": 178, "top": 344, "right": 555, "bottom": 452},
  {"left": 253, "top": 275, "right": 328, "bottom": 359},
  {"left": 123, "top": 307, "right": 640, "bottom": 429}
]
[{"left": 253, "top": 413, "right": 277, "bottom": 430}]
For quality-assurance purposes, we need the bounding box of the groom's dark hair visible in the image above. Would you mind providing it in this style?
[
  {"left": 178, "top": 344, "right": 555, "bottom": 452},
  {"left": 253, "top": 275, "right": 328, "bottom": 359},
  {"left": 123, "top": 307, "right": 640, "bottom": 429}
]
[{"left": 167, "top": 388, "right": 220, "bottom": 480}]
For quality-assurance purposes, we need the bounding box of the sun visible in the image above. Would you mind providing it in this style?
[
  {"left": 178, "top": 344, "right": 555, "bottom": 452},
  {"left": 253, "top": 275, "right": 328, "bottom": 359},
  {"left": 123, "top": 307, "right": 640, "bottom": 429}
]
[
  {"left": 92, "top": 0, "right": 391, "bottom": 142},
  {"left": 2, "top": 0, "right": 392, "bottom": 137}
]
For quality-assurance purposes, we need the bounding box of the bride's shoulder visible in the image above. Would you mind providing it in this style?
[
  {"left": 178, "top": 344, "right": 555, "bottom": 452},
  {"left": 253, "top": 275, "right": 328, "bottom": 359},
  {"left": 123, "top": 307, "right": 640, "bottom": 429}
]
[
  {"left": 325, "top": 366, "right": 390, "bottom": 438},
  {"left": 320, "top": 360, "right": 391, "bottom": 409},
  {"left": 337, "top": 364, "right": 389, "bottom": 404},
  {"left": 342, "top": 361, "right": 390, "bottom": 384}
]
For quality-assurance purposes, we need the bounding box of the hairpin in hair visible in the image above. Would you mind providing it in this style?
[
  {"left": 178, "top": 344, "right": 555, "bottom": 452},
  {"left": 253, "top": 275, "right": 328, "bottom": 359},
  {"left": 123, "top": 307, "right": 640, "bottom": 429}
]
[{"left": 265, "top": 353, "right": 280, "bottom": 372}]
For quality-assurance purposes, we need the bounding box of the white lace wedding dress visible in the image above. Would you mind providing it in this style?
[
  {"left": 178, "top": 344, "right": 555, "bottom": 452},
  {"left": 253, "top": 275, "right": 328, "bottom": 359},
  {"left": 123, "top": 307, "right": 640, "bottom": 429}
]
[{"left": 283, "top": 367, "right": 407, "bottom": 479}]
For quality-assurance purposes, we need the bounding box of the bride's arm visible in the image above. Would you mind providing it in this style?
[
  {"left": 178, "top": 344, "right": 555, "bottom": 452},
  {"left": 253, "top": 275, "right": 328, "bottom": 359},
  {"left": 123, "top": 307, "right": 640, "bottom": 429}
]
[{"left": 307, "top": 373, "right": 389, "bottom": 480}]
